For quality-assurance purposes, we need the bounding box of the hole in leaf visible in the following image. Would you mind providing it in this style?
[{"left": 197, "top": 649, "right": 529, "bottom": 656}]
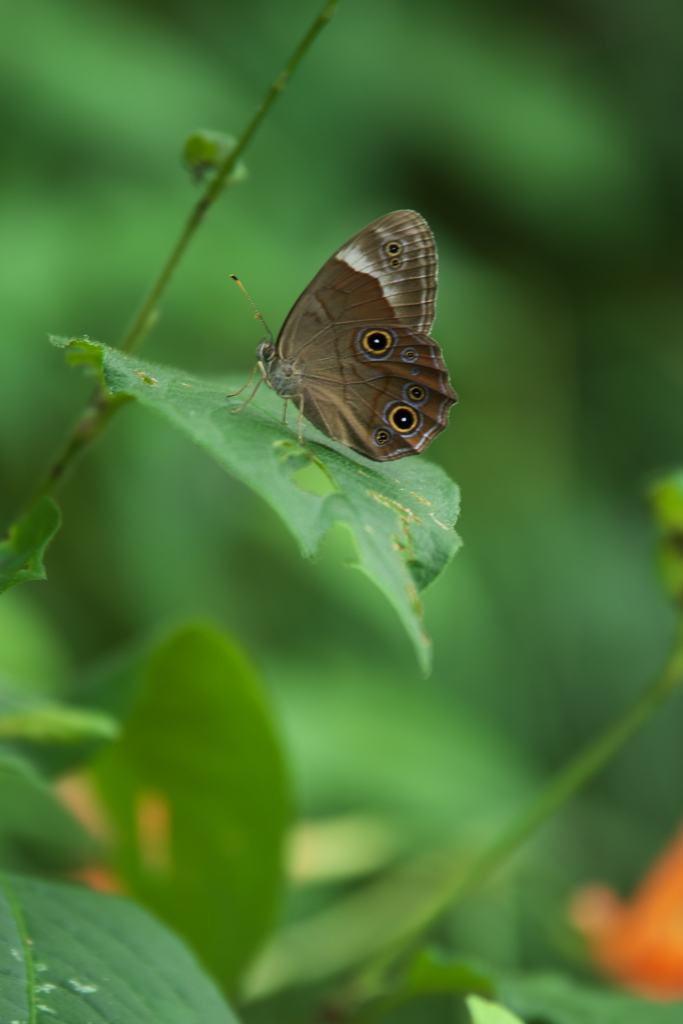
[{"left": 291, "top": 460, "right": 339, "bottom": 497}]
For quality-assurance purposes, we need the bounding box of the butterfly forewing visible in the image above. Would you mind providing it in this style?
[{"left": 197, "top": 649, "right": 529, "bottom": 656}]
[
  {"left": 333, "top": 209, "right": 437, "bottom": 334},
  {"left": 278, "top": 211, "right": 436, "bottom": 361}
]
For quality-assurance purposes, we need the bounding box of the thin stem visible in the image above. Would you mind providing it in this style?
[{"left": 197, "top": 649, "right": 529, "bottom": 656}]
[
  {"left": 342, "top": 622, "right": 683, "bottom": 1023},
  {"left": 120, "top": 0, "right": 339, "bottom": 356},
  {"left": 21, "top": 0, "right": 339, "bottom": 510},
  {"left": 442, "top": 624, "right": 683, "bottom": 908},
  {"left": 23, "top": 391, "right": 130, "bottom": 510}
]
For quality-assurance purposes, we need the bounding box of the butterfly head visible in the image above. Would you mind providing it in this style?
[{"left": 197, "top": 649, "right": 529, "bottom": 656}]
[
  {"left": 258, "top": 340, "right": 302, "bottom": 399},
  {"left": 257, "top": 339, "right": 276, "bottom": 365}
]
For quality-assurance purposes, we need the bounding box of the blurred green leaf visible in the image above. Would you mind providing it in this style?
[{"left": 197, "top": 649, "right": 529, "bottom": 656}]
[
  {"left": 407, "top": 950, "right": 494, "bottom": 998},
  {"left": 650, "top": 471, "right": 683, "bottom": 606},
  {"left": 497, "top": 971, "right": 683, "bottom": 1023},
  {"left": 331, "top": 950, "right": 495, "bottom": 1024},
  {"left": 0, "top": 703, "right": 119, "bottom": 744},
  {"left": 244, "top": 675, "right": 536, "bottom": 999},
  {"left": 92, "top": 622, "right": 291, "bottom": 992},
  {"left": 0, "top": 497, "right": 60, "bottom": 595},
  {"left": 377, "top": 951, "right": 683, "bottom": 1024},
  {"left": 54, "top": 337, "right": 462, "bottom": 672},
  {"left": 182, "top": 129, "right": 248, "bottom": 185},
  {"left": 467, "top": 995, "right": 524, "bottom": 1024},
  {"left": 245, "top": 852, "right": 481, "bottom": 998},
  {"left": 4, "top": 646, "right": 144, "bottom": 782},
  {"left": 0, "top": 752, "right": 95, "bottom": 873},
  {"left": 0, "top": 591, "right": 71, "bottom": 696},
  {"left": 0, "top": 872, "right": 240, "bottom": 1024}
]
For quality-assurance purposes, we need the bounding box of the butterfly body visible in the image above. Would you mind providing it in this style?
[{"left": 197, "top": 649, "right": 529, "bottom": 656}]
[{"left": 259, "top": 210, "right": 457, "bottom": 461}]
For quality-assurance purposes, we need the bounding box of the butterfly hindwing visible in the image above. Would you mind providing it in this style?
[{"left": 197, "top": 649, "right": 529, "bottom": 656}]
[{"left": 294, "top": 324, "right": 456, "bottom": 460}]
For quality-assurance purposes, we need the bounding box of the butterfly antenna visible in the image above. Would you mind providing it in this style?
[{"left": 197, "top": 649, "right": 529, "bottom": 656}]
[{"left": 230, "top": 274, "right": 274, "bottom": 345}]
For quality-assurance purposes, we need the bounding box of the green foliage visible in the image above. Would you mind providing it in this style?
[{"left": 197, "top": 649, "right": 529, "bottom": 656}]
[
  {"left": 4, "top": 1, "right": 683, "bottom": 1022},
  {"left": 496, "top": 971, "right": 683, "bottom": 1023},
  {"left": 55, "top": 336, "right": 461, "bottom": 672},
  {"left": 650, "top": 472, "right": 683, "bottom": 606},
  {"left": 466, "top": 995, "right": 524, "bottom": 1024},
  {"left": 0, "top": 872, "right": 239, "bottom": 1023},
  {"left": 0, "top": 704, "right": 118, "bottom": 743},
  {"left": 0, "top": 498, "right": 60, "bottom": 595},
  {"left": 358, "top": 951, "right": 683, "bottom": 1024},
  {"left": 408, "top": 951, "right": 494, "bottom": 1000},
  {"left": 92, "top": 623, "right": 291, "bottom": 992},
  {"left": 0, "top": 753, "right": 95, "bottom": 873}
]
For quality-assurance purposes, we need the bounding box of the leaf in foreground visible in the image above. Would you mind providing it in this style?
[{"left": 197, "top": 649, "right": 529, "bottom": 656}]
[
  {"left": 55, "top": 337, "right": 462, "bottom": 671},
  {"left": 0, "top": 872, "right": 239, "bottom": 1024},
  {"left": 93, "top": 622, "right": 291, "bottom": 992},
  {"left": 0, "top": 498, "right": 61, "bottom": 596}
]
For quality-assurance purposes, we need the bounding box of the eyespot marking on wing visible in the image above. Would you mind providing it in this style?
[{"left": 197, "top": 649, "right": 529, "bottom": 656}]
[
  {"left": 356, "top": 327, "right": 397, "bottom": 360},
  {"left": 384, "top": 402, "right": 422, "bottom": 437}
]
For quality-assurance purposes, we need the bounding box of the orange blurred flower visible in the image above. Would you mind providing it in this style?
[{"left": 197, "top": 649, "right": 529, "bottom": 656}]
[
  {"left": 55, "top": 772, "right": 124, "bottom": 894},
  {"left": 571, "top": 826, "right": 683, "bottom": 1000}
]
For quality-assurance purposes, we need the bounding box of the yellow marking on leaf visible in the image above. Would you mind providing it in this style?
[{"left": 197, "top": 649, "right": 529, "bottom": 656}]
[
  {"left": 366, "top": 490, "right": 423, "bottom": 525},
  {"left": 135, "top": 369, "right": 158, "bottom": 385},
  {"left": 410, "top": 490, "right": 435, "bottom": 508}
]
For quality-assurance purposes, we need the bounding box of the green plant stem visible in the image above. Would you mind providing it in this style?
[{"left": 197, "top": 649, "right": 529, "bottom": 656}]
[
  {"left": 443, "top": 625, "right": 683, "bottom": 905},
  {"left": 23, "top": 0, "right": 339, "bottom": 510},
  {"left": 24, "top": 391, "right": 131, "bottom": 509},
  {"left": 343, "top": 622, "right": 683, "bottom": 1022},
  {"left": 120, "top": 0, "right": 340, "bottom": 356}
]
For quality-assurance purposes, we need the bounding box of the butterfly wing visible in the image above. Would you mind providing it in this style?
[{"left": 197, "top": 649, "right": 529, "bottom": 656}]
[{"left": 273, "top": 210, "right": 456, "bottom": 461}]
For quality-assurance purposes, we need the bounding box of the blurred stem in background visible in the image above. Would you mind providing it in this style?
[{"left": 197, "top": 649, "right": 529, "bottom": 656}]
[
  {"left": 21, "top": 0, "right": 340, "bottom": 515},
  {"left": 341, "top": 620, "right": 683, "bottom": 1022}
]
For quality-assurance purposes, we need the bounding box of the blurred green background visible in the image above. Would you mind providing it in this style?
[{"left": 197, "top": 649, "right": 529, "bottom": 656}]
[{"left": 2, "top": 0, "right": 683, "bottom": 998}]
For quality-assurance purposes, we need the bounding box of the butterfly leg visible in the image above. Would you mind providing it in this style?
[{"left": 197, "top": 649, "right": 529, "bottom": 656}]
[
  {"left": 282, "top": 399, "right": 289, "bottom": 425},
  {"left": 227, "top": 362, "right": 258, "bottom": 399},
  {"left": 296, "top": 396, "right": 305, "bottom": 445},
  {"left": 230, "top": 373, "right": 265, "bottom": 413}
]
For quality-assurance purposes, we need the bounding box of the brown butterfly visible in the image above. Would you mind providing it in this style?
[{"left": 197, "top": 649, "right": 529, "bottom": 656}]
[{"left": 245, "top": 210, "right": 457, "bottom": 461}]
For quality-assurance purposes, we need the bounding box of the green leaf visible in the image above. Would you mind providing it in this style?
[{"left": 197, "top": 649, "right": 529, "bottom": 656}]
[
  {"left": 497, "top": 971, "right": 683, "bottom": 1023},
  {"left": 0, "top": 686, "right": 119, "bottom": 784},
  {"left": 245, "top": 859, "right": 495, "bottom": 999},
  {"left": 54, "top": 337, "right": 462, "bottom": 672},
  {"left": 92, "top": 623, "right": 291, "bottom": 992},
  {"left": 467, "top": 995, "right": 525, "bottom": 1024},
  {"left": 0, "top": 752, "right": 96, "bottom": 873},
  {"left": 650, "top": 471, "right": 683, "bottom": 606},
  {"left": 407, "top": 950, "right": 494, "bottom": 999},
  {"left": 0, "top": 872, "right": 240, "bottom": 1024},
  {"left": 379, "top": 951, "right": 683, "bottom": 1024},
  {"left": 0, "top": 498, "right": 61, "bottom": 595},
  {"left": 0, "top": 590, "right": 71, "bottom": 697},
  {"left": 0, "top": 704, "right": 119, "bottom": 744}
]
